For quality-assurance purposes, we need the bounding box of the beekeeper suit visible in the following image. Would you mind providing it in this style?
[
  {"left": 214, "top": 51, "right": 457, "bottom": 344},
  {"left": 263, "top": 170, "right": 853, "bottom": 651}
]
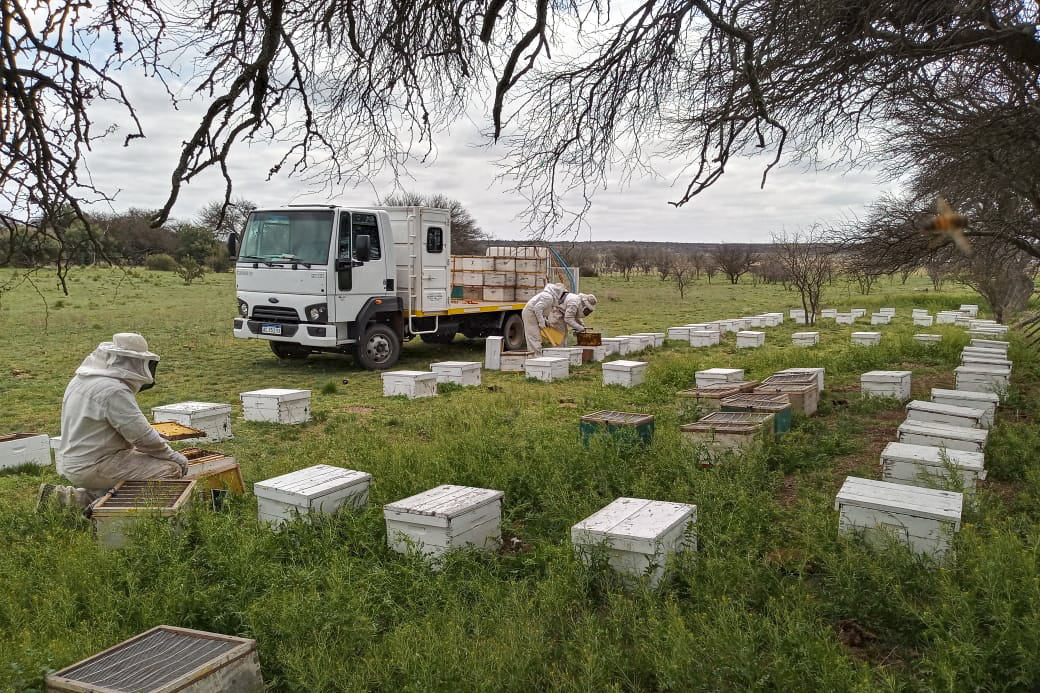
[
  {"left": 521, "top": 283, "right": 566, "bottom": 356},
  {"left": 39, "top": 333, "right": 188, "bottom": 512},
  {"left": 548, "top": 293, "right": 597, "bottom": 343}
]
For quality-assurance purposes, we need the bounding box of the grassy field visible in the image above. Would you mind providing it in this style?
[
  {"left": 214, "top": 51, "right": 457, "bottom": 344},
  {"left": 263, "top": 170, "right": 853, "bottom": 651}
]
[{"left": 2, "top": 267, "right": 1040, "bottom": 692}]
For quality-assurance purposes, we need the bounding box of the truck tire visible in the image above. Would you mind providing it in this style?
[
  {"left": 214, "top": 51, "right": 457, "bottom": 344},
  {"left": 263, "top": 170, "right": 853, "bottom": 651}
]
[
  {"left": 354, "top": 324, "right": 401, "bottom": 370},
  {"left": 501, "top": 313, "right": 526, "bottom": 351},
  {"left": 270, "top": 341, "right": 310, "bottom": 360}
]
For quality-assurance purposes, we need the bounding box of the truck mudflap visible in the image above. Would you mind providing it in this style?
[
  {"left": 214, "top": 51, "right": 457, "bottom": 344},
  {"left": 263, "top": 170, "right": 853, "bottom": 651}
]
[{"left": 233, "top": 319, "right": 342, "bottom": 348}]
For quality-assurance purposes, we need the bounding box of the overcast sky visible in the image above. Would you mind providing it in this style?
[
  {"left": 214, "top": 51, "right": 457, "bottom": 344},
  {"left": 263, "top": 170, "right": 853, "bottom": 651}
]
[{"left": 83, "top": 73, "right": 892, "bottom": 244}]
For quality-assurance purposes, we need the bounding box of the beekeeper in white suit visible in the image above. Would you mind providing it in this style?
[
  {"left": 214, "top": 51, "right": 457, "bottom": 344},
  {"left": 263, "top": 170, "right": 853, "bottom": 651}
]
[
  {"left": 521, "top": 283, "right": 566, "bottom": 356},
  {"left": 38, "top": 333, "right": 189, "bottom": 513},
  {"left": 548, "top": 293, "right": 597, "bottom": 344}
]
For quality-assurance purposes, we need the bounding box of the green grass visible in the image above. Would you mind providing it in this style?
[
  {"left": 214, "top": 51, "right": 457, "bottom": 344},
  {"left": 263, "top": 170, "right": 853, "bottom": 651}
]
[{"left": 2, "top": 267, "right": 1040, "bottom": 692}]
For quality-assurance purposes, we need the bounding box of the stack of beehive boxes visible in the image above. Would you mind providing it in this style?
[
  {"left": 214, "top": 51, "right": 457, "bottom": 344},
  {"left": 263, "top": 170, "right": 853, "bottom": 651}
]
[{"left": 450, "top": 253, "right": 549, "bottom": 302}]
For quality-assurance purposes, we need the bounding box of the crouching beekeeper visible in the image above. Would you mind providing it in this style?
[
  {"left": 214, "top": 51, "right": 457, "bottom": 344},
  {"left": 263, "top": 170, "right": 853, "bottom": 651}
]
[
  {"left": 38, "top": 333, "right": 189, "bottom": 513},
  {"left": 548, "top": 292, "right": 597, "bottom": 344}
]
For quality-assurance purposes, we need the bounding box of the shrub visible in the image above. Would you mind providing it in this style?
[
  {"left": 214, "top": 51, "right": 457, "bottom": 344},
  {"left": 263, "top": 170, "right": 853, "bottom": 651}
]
[
  {"left": 145, "top": 253, "right": 178, "bottom": 271},
  {"left": 175, "top": 257, "right": 206, "bottom": 285},
  {"left": 207, "top": 245, "right": 232, "bottom": 273}
]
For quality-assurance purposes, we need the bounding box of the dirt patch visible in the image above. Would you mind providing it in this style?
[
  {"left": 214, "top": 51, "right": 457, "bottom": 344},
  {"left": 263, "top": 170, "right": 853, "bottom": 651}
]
[
  {"left": 908, "top": 371, "right": 956, "bottom": 400},
  {"left": 339, "top": 406, "right": 375, "bottom": 414},
  {"left": 777, "top": 475, "right": 800, "bottom": 507},
  {"left": 831, "top": 409, "right": 905, "bottom": 490},
  {"left": 979, "top": 478, "right": 1022, "bottom": 505}
]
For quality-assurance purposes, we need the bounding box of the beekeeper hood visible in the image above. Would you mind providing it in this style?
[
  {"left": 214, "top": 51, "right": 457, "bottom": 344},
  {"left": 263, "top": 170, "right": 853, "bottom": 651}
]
[
  {"left": 580, "top": 293, "right": 598, "bottom": 316},
  {"left": 74, "top": 333, "right": 160, "bottom": 392}
]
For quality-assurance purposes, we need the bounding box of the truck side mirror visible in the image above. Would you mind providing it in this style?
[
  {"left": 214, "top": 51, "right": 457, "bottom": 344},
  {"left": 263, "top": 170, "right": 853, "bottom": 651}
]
[{"left": 355, "top": 234, "right": 371, "bottom": 262}]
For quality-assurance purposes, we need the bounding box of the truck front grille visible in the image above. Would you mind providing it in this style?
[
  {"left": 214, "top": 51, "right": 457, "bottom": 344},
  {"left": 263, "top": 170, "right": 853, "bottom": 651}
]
[{"left": 250, "top": 306, "right": 300, "bottom": 323}]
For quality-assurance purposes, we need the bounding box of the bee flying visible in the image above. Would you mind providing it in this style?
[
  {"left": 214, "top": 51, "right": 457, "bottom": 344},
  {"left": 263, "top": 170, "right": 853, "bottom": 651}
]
[{"left": 921, "top": 197, "right": 972, "bottom": 255}]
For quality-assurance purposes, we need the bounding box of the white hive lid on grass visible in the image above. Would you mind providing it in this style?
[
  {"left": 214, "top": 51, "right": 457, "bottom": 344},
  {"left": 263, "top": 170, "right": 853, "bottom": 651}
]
[
  {"left": 861, "top": 370, "right": 912, "bottom": 383},
  {"left": 603, "top": 359, "right": 648, "bottom": 370},
  {"left": 241, "top": 388, "right": 311, "bottom": 401},
  {"left": 384, "top": 485, "right": 504, "bottom": 528},
  {"left": 835, "top": 476, "right": 963, "bottom": 526},
  {"left": 906, "top": 400, "right": 987, "bottom": 420},
  {"left": 881, "top": 442, "right": 985, "bottom": 474},
  {"left": 254, "top": 464, "right": 371, "bottom": 505},
  {"left": 571, "top": 497, "right": 696, "bottom": 554}
]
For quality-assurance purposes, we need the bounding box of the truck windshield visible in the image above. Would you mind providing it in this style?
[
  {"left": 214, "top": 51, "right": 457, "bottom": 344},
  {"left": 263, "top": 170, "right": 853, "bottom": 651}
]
[{"left": 238, "top": 210, "right": 334, "bottom": 265}]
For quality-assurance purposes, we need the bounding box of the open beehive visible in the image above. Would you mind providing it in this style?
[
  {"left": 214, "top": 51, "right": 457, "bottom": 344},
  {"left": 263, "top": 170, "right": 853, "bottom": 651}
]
[
  {"left": 181, "top": 448, "right": 245, "bottom": 506},
  {"left": 720, "top": 394, "right": 792, "bottom": 433},
  {"left": 680, "top": 411, "right": 775, "bottom": 452},
  {"left": 575, "top": 331, "right": 602, "bottom": 346},
  {"left": 754, "top": 377, "right": 818, "bottom": 416},
  {"left": 45, "top": 625, "right": 262, "bottom": 693},
  {"left": 91, "top": 480, "right": 196, "bottom": 549},
  {"left": 580, "top": 410, "right": 655, "bottom": 446},
  {"left": 677, "top": 381, "right": 761, "bottom": 410}
]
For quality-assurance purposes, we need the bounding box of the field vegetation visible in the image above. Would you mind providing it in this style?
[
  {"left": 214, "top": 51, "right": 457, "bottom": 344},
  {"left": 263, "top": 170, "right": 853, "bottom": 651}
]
[{"left": 2, "top": 269, "right": 1039, "bottom": 692}]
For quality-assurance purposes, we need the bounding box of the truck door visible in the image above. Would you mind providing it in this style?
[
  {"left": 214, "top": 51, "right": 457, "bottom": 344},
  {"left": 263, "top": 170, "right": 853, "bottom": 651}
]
[
  {"left": 332, "top": 210, "right": 388, "bottom": 322},
  {"left": 419, "top": 211, "right": 449, "bottom": 311}
]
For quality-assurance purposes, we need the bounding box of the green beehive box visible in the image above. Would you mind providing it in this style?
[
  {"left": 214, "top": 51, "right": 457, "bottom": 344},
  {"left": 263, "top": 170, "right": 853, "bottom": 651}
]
[
  {"left": 450, "top": 285, "right": 464, "bottom": 299},
  {"left": 720, "top": 393, "right": 792, "bottom": 434},
  {"left": 580, "top": 410, "right": 655, "bottom": 446}
]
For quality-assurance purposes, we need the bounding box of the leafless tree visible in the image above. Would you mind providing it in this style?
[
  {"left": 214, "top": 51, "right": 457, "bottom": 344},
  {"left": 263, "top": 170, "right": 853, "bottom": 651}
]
[
  {"left": 954, "top": 241, "right": 1036, "bottom": 323},
  {"left": 671, "top": 254, "right": 699, "bottom": 300},
  {"left": 382, "top": 192, "right": 487, "bottom": 255},
  {"left": 611, "top": 246, "right": 640, "bottom": 281},
  {"left": 703, "top": 253, "right": 719, "bottom": 284},
  {"left": 716, "top": 245, "right": 757, "bottom": 284},
  {"left": 772, "top": 228, "right": 834, "bottom": 325}
]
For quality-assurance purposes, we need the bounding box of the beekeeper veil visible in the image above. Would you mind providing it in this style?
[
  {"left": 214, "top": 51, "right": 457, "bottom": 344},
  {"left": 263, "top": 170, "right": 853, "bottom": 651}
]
[
  {"left": 74, "top": 333, "right": 160, "bottom": 393},
  {"left": 580, "top": 293, "right": 598, "bottom": 317}
]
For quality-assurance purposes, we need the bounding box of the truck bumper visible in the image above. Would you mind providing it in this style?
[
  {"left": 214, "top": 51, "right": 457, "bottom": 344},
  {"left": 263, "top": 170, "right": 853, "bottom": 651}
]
[{"left": 233, "top": 319, "right": 346, "bottom": 348}]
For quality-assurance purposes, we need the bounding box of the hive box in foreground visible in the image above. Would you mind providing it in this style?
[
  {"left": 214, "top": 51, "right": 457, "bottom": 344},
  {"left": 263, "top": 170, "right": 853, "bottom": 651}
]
[
  {"left": 240, "top": 388, "right": 311, "bottom": 423},
  {"left": 381, "top": 370, "right": 438, "bottom": 398},
  {"left": 905, "top": 400, "right": 987, "bottom": 429},
  {"left": 151, "top": 402, "right": 233, "bottom": 442},
  {"left": 254, "top": 464, "right": 371, "bottom": 526},
  {"left": 384, "top": 485, "right": 503, "bottom": 558},
  {"left": 735, "top": 331, "right": 765, "bottom": 348},
  {"left": 835, "top": 476, "right": 962, "bottom": 558},
  {"left": 91, "top": 479, "right": 196, "bottom": 549},
  {"left": 572, "top": 497, "right": 696, "bottom": 587},
  {"left": 680, "top": 412, "right": 775, "bottom": 453},
  {"left": 931, "top": 388, "right": 998, "bottom": 427},
  {"left": 525, "top": 356, "right": 569, "bottom": 382},
  {"left": 0, "top": 432, "right": 50, "bottom": 469},
  {"left": 430, "top": 361, "right": 482, "bottom": 387},
  {"left": 880, "top": 442, "right": 986, "bottom": 495},
  {"left": 602, "top": 360, "right": 648, "bottom": 387},
  {"left": 861, "top": 371, "right": 912, "bottom": 401},
  {"left": 45, "top": 625, "right": 263, "bottom": 693},
  {"left": 954, "top": 365, "right": 1010, "bottom": 397}
]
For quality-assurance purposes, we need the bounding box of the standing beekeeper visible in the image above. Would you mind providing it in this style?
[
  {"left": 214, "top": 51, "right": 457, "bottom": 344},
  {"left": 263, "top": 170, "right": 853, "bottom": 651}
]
[
  {"left": 548, "top": 293, "right": 597, "bottom": 344},
  {"left": 521, "top": 283, "right": 566, "bottom": 356},
  {"left": 37, "top": 333, "right": 188, "bottom": 514}
]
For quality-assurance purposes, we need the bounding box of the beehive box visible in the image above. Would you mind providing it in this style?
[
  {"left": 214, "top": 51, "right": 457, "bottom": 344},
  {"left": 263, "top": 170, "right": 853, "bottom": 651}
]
[
  {"left": 789, "top": 308, "right": 806, "bottom": 319},
  {"left": 911, "top": 308, "right": 929, "bottom": 316},
  {"left": 962, "top": 346, "right": 1008, "bottom": 359},
  {"left": 774, "top": 367, "right": 825, "bottom": 394},
  {"left": 571, "top": 497, "right": 696, "bottom": 587},
  {"left": 835, "top": 312, "right": 856, "bottom": 325},
  {"left": 763, "top": 313, "right": 785, "bottom": 326},
  {"left": 753, "top": 381, "right": 818, "bottom": 416},
  {"left": 880, "top": 442, "right": 986, "bottom": 494},
  {"left": 603, "top": 359, "right": 648, "bottom": 387},
  {"left": 960, "top": 304, "right": 979, "bottom": 317},
  {"left": 623, "top": 334, "right": 655, "bottom": 351},
  {"left": 820, "top": 308, "right": 838, "bottom": 319},
  {"left": 484, "top": 335, "right": 503, "bottom": 370},
  {"left": 381, "top": 370, "right": 438, "bottom": 399},
  {"left": 936, "top": 311, "right": 960, "bottom": 324},
  {"left": 720, "top": 393, "right": 792, "bottom": 434},
  {"left": 45, "top": 625, "right": 263, "bottom": 693},
  {"left": 835, "top": 476, "right": 962, "bottom": 558},
  {"left": 240, "top": 388, "right": 311, "bottom": 423},
  {"left": 667, "top": 327, "right": 693, "bottom": 341},
  {"left": 954, "top": 315, "right": 972, "bottom": 327},
  {"left": 680, "top": 412, "right": 775, "bottom": 451},
  {"left": 633, "top": 332, "right": 665, "bottom": 347},
  {"left": 790, "top": 311, "right": 807, "bottom": 325},
  {"left": 968, "top": 326, "right": 1009, "bottom": 337},
  {"left": 50, "top": 436, "right": 64, "bottom": 473},
  {"left": 576, "top": 331, "right": 602, "bottom": 346},
  {"left": 870, "top": 313, "right": 892, "bottom": 325},
  {"left": 515, "top": 287, "right": 539, "bottom": 301},
  {"left": 913, "top": 315, "right": 934, "bottom": 326},
  {"left": 600, "top": 337, "right": 631, "bottom": 355},
  {"left": 961, "top": 355, "right": 1012, "bottom": 369},
  {"left": 254, "top": 464, "right": 371, "bottom": 526},
  {"left": 931, "top": 388, "right": 998, "bottom": 427},
  {"left": 91, "top": 480, "right": 196, "bottom": 549},
  {"left": 914, "top": 333, "right": 942, "bottom": 344},
  {"left": 851, "top": 308, "right": 867, "bottom": 318},
  {"left": 851, "top": 331, "right": 881, "bottom": 346},
  {"left": 861, "top": 370, "right": 912, "bottom": 401},
  {"left": 151, "top": 402, "right": 233, "bottom": 442},
  {"left": 0, "top": 433, "right": 50, "bottom": 470},
  {"left": 735, "top": 331, "right": 765, "bottom": 348},
  {"left": 482, "top": 286, "right": 515, "bottom": 302},
  {"left": 430, "top": 361, "right": 482, "bottom": 387},
  {"left": 879, "top": 307, "right": 896, "bottom": 316},
  {"left": 970, "top": 338, "right": 1009, "bottom": 351},
  {"left": 905, "top": 400, "right": 987, "bottom": 429},
  {"left": 181, "top": 448, "right": 245, "bottom": 499},
  {"left": 748, "top": 315, "right": 766, "bottom": 328},
  {"left": 483, "top": 271, "right": 516, "bottom": 287},
  {"left": 580, "top": 411, "right": 655, "bottom": 446},
  {"left": 955, "top": 365, "right": 1010, "bottom": 396},
  {"left": 525, "top": 356, "right": 570, "bottom": 382},
  {"left": 499, "top": 351, "right": 531, "bottom": 372},
  {"left": 677, "top": 381, "right": 761, "bottom": 410},
  {"left": 542, "top": 347, "right": 584, "bottom": 366},
  {"left": 581, "top": 345, "right": 607, "bottom": 362},
  {"left": 384, "top": 485, "right": 503, "bottom": 557},
  {"left": 689, "top": 329, "right": 721, "bottom": 347},
  {"left": 792, "top": 331, "right": 819, "bottom": 347},
  {"left": 717, "top": 319, "right": 740, "bottom": 333},
  {"left": 695, "top": 368, "right": 745, "bottom": 387},
  {"left": 897, "top": 420, "right": 988, "bottom": 453}
]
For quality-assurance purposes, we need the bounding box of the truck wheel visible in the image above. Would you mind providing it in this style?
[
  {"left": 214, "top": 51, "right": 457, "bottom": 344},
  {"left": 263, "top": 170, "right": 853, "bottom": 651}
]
[
  {"left": 354, "top": 324, "right": 401, "bottom": 370},
  {"left": 270, "top": 341, "right": 310, "bottom": 360},
  {"left": 501, "top": 313, "right": 526, "bottom": 351}
]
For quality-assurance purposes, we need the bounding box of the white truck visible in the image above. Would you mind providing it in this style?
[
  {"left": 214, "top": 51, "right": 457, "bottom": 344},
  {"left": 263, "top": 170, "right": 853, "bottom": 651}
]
[{"left": 233, "top": 205, "right": 576, "bottom": 369}]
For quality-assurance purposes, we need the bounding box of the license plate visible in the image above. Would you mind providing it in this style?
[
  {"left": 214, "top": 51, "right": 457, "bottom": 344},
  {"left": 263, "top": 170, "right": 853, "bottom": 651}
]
[{"left": 261, "top": 323, "right": 282, "bottom": 335}]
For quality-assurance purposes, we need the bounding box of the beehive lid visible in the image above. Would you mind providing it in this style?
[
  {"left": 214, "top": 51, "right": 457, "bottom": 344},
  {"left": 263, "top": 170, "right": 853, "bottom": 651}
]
[
  {"left": 698, "top": 368, "right": 743, "bottom": 377},
  {"left": 47, "top": 625, "right": 256, "bottom": 693},
  {"left": 150, "top": 421, "right": 206, "bottom": 440},
  {"left": 240, "top": 388, "right": 310, "bottom": 401},
  {"left": 502, "top": 350, "right": 534, "bottom": 355},
  {"left": 384, "top": 485, "right": 503, "bottom": 527},
  {"left": 580, "top": 410, "right": 654, "bottom": 426},
  {"left": 603, "top": 359, "right": 648, "bottom": 370},
  {"left": 255, "top": 464, "right": 370, "bottom": 503},
  {"left": 955, "top": 364, "right": 1011, "bottom": 376},
  {"left": 736, "top": 330, "right": 765, "bottom": 337},
  {"left": 906, "top": 400, "right": 986, "bottom": 420},
  {"left": 835, "top": 476, "right": 962, "bottom": 523},
  {"left": 151, "top": 401, "right": 232, "bottom": 416},
  {"left": 851, "top": 331, "right": 881, "bottom": 338},
  {"left": 931, "top": 388, "right": 999, "bottom": 405},
  {"left": 719, "top": 394, "right": 791, "bottom": 412},
  {"left": 792, "top": 332, "right": 819, "bottom": 338},
  {"left": 380, "top": 370, "right": 436, "bottom": 379},
  {"left": 92, "top": 480, "right": 196, "bottom": 517},
  {"left": 632, "top": 332, "right": 664, "bottom": 337},
  {"left": 961, "top": 356, "right": 1012, "bottom": 367},
  {"left": 861, "top": 370, "right": 912, "bottom": 383},
  {"left": 526, "top": 356, "right": 568, "bottom": 366},
  {"left": 970, "top": 339, "right": 1009, "bottom": 349},
  {"left": 898, "top": 420, "right": 989, "bottom": 444},
  {"left": 678, "top": 381, "right": 761, "bottom": 398},
  {"left": 881, "top": 442, "right": 985, "bottom": 472},
  {"left": 762, "top": 373, "right": 815, "bottom": 386},
  {"left": 914, "top": 333, "right": 941, "bottom": 339},
  {"left": 572, "top": 497, "right": 695, "bottom": 553},
  {"left": 430, "top": 361, "right": 481, "bottom": 369},
  {"left": 680, "top": 411, "right": 774, "bottom": 432}
]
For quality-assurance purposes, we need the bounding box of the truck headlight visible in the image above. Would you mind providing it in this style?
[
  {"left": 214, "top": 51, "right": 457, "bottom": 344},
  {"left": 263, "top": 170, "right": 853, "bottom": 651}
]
[
  {"left": 306, "top": 303, "right": 328, "bottom": 323},
  {"left": 237, "top": 300, "right": 249, "bottom": 317}
]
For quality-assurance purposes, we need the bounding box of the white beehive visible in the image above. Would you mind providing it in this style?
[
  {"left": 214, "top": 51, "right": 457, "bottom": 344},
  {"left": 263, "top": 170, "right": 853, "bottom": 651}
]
[
  {"left": 789, "top": 308, "right": 806, "bottom": 319},
  {"left": 542, "top": 347, "right": 585, "bottom": 366},
  {"left": 0, "top": 433, "right": 50, "bottom": 469},
  {"left": 911, "top": 308, "right": 929, "bottom": 316},
  {"left": 861, "top": 370, "right": 912, "bottom": 400},
  {"left": 734, "top": 318, "right": 753, "bottom": 330},
  {"left": 763, "top": 313, "right": 785, "bottom": 326},
  {"left": 717, "top": 319, "right": 740, "bottom": 333},
  {"left": 881, "top": 442, "right": 986, "bottom": 494},
  {"left": 499, "top": 351, "right": 531, "bottom": 372},
  {"left": 430, "top": 361, "right": 482, "bottom": 387},
  {"left": 695, "top": 368, "right": 745, "bottom": 387},
  {"left": 571, "top": 497, "right": 696, "bottom": 587},
  {"left": 835, "top": 312, "right": 855, "bottom": 325},
  {"left": 961, "top": 355, "right": 1012, "bottom": 370},
  {"left": 879, "top": 308, "right": 896, "bottom": 316},
  {"left": 381, "top": 370, "right": 438, "bottom": 399},
  {"left": 602, "top": 359, "right": 648, "bottom": 387},
  {"left": 913, "top": 315, "right": 934, "bottom": 326},
  {"left": 931, "top": 388, "right": 998, "bottom": 427},
  {"left": 151, "top": 402, "right": 233, "bottom": 442},
  {"left": 50, "top": 436, "right": 64, "bottom": 473},
  {"left": 600, "top": 337, "right": 631, "bottom": 355},
  {"left": 820, "top": 308, "right": 838, "bottom": 319},
  {"left": 735, "top": 331, "right": 765, "bottom": 348},
  {"left": 970, "top": 338, "right": 1009, "bottom": 351},
  {"left": 748, "top": 315, "right": 766, "bottom": 328},
  {"left": 680, "top": 412, "right": 775, "bottom": 452},
  {"left": 689, "top": 329, "right": 721, "bottom": 347},
  {"left": 525, "top": 356, "right": 569, "bottom": 382},
  {"left": 968, "top": 328, "right": 1009, "bottom": 339},
  {"left": 969, "top": 319, "right": 996, "bottom": 329},
  {"left": 667, "top": 326, "right": 693, "bottom": 342},
  {"left": 955, "top": 365, "right": 1010, "bottom": 396},
  {"left": 850, "top": 308, "right": 866, "bottom": 318},
  {"left": 870, "top": 313, "right": 892, "bottom": 325},
  {"left": 240, "top": 388, "right": 311, "bottom": 423},
  {"left": 633, "top": 332, "right": 665, "bottom": 347},
  {"left": 254, "top": 464, "right": 371, "bottom": 526},
  {"left": 851, "top": 331, "right": 881, "bottom": 346},
  {"left": 775, "top": 367, "right": 825, "bottom": 394},
  {"left": 960, "top": 304, "right": 979, "bottom": 317},
  {"left": 384, "top": 484, "right": 503, "bottom": 557},
  {"left": 45, "top": 625, "right": 263, "bottom": 693},
  {"left": 954, "top": 315, "right": 972, "bottom": 327},
  {"left": 905, "top": 399, "right": 986, "bottom": 429},
  {"left": 792, "top": 331, "right": 819, "bottom": 347},
  {"left": 962, "top": 346, "right": 1008, "bottom": 359},
  {"left": 936, "top": 311, "right": 960, "bottom": 325},
  {"left": 581, "top": 345, "right": 607, "bottom": 362},
  {"left": 835, "top": 476, "right": 962, "bottom": 558},
  {"left": 484, "top": 335, "right": 503, "bottom": 370},
  {"left": 897, "top": 420, "right": 988, "bottom": 453},
  {"left": 790, "top": 311, "right": 807, "bottom": 325},
  {"left": 914, "top": 333, "right": 942, "bottom": 344},
  {"left": 627, "top": 334, "right": 655, "bottom": 351}
]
